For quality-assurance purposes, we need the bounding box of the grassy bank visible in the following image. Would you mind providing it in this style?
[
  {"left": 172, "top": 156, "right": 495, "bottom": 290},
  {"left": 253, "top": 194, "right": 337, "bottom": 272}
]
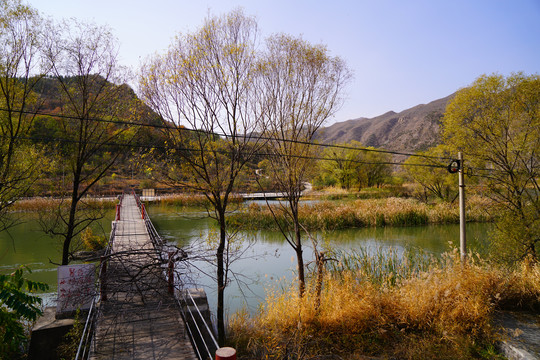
[
  {"left": 228, "top": 196, "right": 493, "bottom": 231},
  {"left": 229, "top": 251, "right": 540, "bottom": 359}
]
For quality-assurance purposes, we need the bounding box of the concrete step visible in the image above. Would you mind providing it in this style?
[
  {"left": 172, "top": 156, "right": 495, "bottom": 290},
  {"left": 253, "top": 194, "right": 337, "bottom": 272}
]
[{"left": 496, "top": 311, "right": 540, "bottom": 359}]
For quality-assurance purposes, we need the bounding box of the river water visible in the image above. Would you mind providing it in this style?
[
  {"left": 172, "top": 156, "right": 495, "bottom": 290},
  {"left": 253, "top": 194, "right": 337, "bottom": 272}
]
[{"left": 0, "top": 206, "right": 491, "bottom": 315}]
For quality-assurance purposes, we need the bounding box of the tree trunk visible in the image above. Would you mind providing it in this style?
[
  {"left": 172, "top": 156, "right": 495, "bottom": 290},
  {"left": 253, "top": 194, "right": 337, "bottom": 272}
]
[
  {"left": 62, "top": 173, "right": 80, "bottom": 265},
  {"left": 314, "top": 252, "right": 325, "bottom": 311},
  {"left": 294, "top": 221, "right": 305, "bottom": 297},
  {"left": 216, "top": 209, "right": 226, "bottom": 345}
]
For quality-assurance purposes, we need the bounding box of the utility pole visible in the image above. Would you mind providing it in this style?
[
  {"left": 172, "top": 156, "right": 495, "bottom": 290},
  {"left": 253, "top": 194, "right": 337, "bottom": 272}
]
[
  {"left": 458, "top": 151, "right": 466, "bottom": 262},
  {"left": 448, "top": 152, "right": 467, "bottom": 263}
]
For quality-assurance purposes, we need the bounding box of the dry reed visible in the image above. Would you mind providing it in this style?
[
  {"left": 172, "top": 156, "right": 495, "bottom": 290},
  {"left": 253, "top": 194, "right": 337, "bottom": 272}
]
[
  {"left": 229, "top": 251, "right": 539, "bottom": 359},
  {"left": 230, "top": 197, "right": 493, "bottom": 231},
  {"left": 10, "top": 197, "right": 117, "bottom": 212},
  {"left": 154, "top": 193, "right": 243, "bottom": 209}
]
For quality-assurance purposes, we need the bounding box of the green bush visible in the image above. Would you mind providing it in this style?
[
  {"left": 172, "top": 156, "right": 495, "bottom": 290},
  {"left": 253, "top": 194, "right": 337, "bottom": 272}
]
[{"left": 0, "top": 267, "right": 48, "bottom": 359}]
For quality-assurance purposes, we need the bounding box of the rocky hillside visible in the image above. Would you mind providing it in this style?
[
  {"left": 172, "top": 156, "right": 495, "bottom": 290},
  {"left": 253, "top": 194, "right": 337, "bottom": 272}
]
[{"left": 316, "top": 93, "right": 455, "bottom": 152}]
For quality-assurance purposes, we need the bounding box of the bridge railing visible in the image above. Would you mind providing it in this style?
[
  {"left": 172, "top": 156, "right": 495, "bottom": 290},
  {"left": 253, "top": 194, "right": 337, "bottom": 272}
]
[
  {"left": 177, "top": 289, "right": 219, "bottom": 360},
  {"left": 75, "top": 201, "right": 119, "bottom": 360},
  {"left": 74, "top": 297, "right": 98, "bottom": 360},
  {"left": 77, "top": 191, "right": 216, "bottom": 359},
  {"left": 143, "top": 205, "right": 164, "bottom": 248},
  {"left": 133, "top": 191, "right": 217, "bottom": 359},
  {"left": 131, "top": 190, "right": 164, "bottom": 248}
]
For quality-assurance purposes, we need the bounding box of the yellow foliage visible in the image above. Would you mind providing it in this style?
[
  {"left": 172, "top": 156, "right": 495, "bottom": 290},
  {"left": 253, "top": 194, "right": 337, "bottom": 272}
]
[{"left": 229, "top": 253, "right": 540, "bottom": 359}]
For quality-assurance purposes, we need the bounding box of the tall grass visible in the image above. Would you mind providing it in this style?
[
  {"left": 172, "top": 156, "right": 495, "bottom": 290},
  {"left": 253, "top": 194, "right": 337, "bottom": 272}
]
[
  {"left": 309, "top": 185, "right": 408, "bottom": 200},
  {"left": 10, "top": 197, "right": 117, "bottom": 212},
  {"left": 229, "top": 251, "right": 540, "bottom": 359},
  {"left": 328, "top": 247, "right": 436, "bottom": 287},
  {"left": 229, "top": 197, "right": 493, "bottom": 231},
  {"left": 153, "top": 193, "right": 243, "bottom": 209}
]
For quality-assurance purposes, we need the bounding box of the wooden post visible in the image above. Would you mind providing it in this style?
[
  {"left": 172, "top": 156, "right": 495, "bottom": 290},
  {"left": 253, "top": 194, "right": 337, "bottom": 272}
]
[
  {"left": 215, "top": 347, "right": 236, "bottom": 360},
  {"left": 116, "top": 204, "right": 121, "bottom": 221},
  {"left": 100, "top": 257, "right": 107, "bottom": 302},
  {"left": 141, "top": 203, "right": 145, "bottom": 219},
  {"left": 168, "top": 252, "right": 174, "bottom": 295},
  {"left": 458, "top": 151, "right": 467, "bottom": 262}
]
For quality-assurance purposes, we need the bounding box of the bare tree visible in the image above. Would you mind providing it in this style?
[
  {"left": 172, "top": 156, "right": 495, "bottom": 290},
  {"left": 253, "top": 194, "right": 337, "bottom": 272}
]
[
  {"left": 40, "top": 20, "right": 133, "bottom": 265},
  {"left": 259, "top": 34, "right": 351, "bottom": 296},
  {"left": 0, "top": 0, "right": 44, "bottom": 231},
  {"left": 139, "top": 9, "right": 266, "bottom": 344}
]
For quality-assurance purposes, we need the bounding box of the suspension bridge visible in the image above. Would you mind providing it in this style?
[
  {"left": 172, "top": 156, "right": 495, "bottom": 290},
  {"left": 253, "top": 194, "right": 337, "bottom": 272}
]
[{"left": 75, "top": 192, "right": 220, "bottom": 360}]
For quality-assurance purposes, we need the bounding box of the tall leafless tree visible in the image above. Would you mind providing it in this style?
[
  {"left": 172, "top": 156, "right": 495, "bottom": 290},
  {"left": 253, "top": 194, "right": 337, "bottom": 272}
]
[
  {"left": 139, "top": 9, "right": 266, "bottom": 344},
  {"left": 40, "top": 20, "right": 133, "bottom": 265},
  {"left": 259, "top": 34, "right": 351, "bottom": 296}
]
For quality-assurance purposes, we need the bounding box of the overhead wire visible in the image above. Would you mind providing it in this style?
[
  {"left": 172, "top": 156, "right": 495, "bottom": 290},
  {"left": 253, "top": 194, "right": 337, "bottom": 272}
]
[
  {"left": 23, "top": 129, "right": 518, "bottom": 176},
  {"left": 5, "top": 132, "right": 447, "bottom": 168},
  {"left": 0, "top": 107, "right": 455, "bottom": 162},
  {"left": 11, "top": 133, "right": 450, "bottom": 170},
  {"left": 16, "top": 124, "right": 500, "bottom": 175}
]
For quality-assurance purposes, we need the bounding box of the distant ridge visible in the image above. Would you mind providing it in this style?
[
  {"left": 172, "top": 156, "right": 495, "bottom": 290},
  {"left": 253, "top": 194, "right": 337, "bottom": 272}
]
[{"left": 316, "top": 93, "right": 456, "bottom": 152}]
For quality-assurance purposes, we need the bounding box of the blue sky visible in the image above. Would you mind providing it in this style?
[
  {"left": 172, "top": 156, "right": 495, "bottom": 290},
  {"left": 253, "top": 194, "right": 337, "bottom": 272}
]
[{"left": 30, "top": 0, "right": 540, "bottom": 124}]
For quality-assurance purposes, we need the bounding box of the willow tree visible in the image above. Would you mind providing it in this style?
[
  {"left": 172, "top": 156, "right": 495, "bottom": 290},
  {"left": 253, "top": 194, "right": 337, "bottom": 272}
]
[
  {"left": 442, "top": 73, "right": 540, "bottom": 261},
  {"left": 139, "top": 10, "right": 265, "bottom": 343},
  {"left": 318, "top": 141, "right": 392, "bottom": 191},
  {"left": 404, "top": 145, "right": 457, "bottom": 202},
  {"left": 259, "top": 34, "right": 351, "bottom": 296},
  {"left": 40, "top": 20, "right": 132, "bottom": 265},
  {"left": 318, "top": 142, "right": 362, "bottom": 190},
  {"left": 0, "top": 0, "right": 44, "bottom": 231}
]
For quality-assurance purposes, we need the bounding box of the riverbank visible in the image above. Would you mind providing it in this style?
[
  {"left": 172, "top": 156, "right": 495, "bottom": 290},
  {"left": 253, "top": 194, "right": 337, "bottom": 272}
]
[{"left": 228, "top": 252, "right": 540, "bottom": 359}]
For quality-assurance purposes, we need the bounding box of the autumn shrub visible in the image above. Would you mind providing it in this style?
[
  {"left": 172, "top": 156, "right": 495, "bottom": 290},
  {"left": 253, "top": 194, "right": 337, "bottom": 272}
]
[
  {"left": 229, "top": 251, "right": 539, "bottom": 359},
  {"left": 81, "top": 227, "right": 108, "bottom": 251}
]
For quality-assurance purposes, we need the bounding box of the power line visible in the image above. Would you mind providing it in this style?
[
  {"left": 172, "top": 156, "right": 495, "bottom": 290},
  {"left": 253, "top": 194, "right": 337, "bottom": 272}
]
[
  {"left": 12, "top": 134, "right": 449, "bottom": 170},
  {"left": 1, "top": 107, "right": 454, "bottom": 161}
]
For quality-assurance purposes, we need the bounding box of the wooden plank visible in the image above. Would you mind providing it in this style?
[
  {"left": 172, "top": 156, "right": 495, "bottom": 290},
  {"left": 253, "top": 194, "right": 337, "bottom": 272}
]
[{"left": 90, "top": 195, "right": 197, "bottom": 360}]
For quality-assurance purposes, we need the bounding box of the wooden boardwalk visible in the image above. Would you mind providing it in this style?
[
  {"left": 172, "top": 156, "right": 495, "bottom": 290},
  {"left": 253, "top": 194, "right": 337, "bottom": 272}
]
[{"left": 89, "top": 194, "right": 197, "bottom": 360}]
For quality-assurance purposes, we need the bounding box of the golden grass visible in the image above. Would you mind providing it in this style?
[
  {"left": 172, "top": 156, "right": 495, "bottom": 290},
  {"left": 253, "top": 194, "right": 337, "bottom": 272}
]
[
  {"left": 228, "top": 252, "right": 539, "bottom": 359},
  {"left": 153, "top": 193, "right": 243, "bottom": 209},
  {"left": 10, "top": 197, "right": 118, "bottom": 212},
  {"left": 229, "top": 197, "right": 494, "bottom": 231}
]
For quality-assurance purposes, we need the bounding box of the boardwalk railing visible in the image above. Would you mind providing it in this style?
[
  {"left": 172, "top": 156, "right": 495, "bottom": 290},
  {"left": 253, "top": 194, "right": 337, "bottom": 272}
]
[
  {"left": 74, "top": 297, "right": 98, "bottom": 360},
  {"left": 75, "top": 204, "right": 120, "bottom": 360},
  {"left": 133, "top": 191, "right": 218, "bottom": 360},
  {"left": 177, "top": 289, "right": 219, "bottom": 360},
  {"left": 75, "top": 191, "right": 215, "bottom": 360}
]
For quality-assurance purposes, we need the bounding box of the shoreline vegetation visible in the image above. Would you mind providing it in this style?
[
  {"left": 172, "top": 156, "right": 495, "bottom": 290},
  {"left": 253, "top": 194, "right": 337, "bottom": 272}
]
[
  {"left": 228, "top": 196, "right": 494, "bottom": 231},
  {"left": 11, "top": 192, "right": 495, "bottom": 230},
  {"left": 229, "top": 251, "right": 540, "bottom": 359}
]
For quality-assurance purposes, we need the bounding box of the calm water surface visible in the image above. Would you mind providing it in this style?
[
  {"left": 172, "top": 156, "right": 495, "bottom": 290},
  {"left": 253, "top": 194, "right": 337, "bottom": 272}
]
[{"left": 0, "top": 206, "right": 491, "bottom": 314}]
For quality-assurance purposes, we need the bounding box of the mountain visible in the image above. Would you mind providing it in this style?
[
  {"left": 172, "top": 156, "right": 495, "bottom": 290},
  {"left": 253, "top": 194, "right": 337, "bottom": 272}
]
[{"left": 316, "top": 93, "right": 456, "bottom": 152}]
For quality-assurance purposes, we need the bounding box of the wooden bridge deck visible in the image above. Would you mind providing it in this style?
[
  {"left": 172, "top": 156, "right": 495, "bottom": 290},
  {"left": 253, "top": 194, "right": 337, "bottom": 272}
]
[{"left": 89, "top": 194, "right": 197, "bottom": 360}]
